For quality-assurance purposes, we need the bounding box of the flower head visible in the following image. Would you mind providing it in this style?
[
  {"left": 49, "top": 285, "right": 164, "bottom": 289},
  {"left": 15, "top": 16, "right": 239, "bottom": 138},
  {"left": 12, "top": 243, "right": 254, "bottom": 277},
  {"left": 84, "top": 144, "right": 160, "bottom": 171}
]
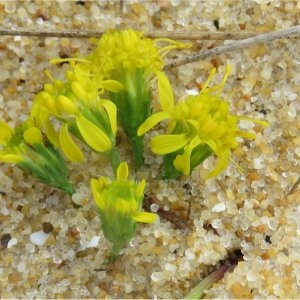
[
  {"left": 0, "top": 120, "right": 75, "bottom": 195},
  {"left": 91, "top": 161, "right": 156, "bottom": 261},
  {"left": 32, "top": 65, "right": 119, "bottom": 165},
  {"left": 138, "top": 66, "right": 269, "bottom": 178},
  {"left": 88, "top": 28, "right": 189, "bottom": 76},
  {"left": 86, "top": 28, "right": 190, "bottom": 168}
]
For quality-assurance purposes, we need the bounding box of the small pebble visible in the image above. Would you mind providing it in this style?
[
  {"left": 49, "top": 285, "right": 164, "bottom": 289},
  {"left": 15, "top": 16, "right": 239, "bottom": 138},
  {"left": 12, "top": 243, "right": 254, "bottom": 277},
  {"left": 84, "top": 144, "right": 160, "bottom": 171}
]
[
  {"left": 86, "top": 236, "right": 100, "bottom": 248},
  {"left": 212, "top": 202, "right": 226, "bottom": 212},
  {"left": 30, "top": 231, "right": 50, "bottom": 246},
  {"left": 1, "top": 233, "right": 12, "bottom": 249},
  {"left": 42, "top": 222, "right": 54, "bottom": 233},
  {"left": 7, "top": 237, "right": 17, "bottom": 249}
]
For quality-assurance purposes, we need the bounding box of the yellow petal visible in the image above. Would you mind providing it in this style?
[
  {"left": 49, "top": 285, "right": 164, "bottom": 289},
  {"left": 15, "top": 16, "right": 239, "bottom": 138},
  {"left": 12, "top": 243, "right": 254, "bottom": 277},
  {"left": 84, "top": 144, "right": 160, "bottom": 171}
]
[
  {"left": 71, "top": 81, "right": 88, "bottom": 100},
  {"left": 43, "top": 83, "right": 55, "bottom": 94},
  {"left": 0, "top": 121, "right": 12, "bottom": 145},
  {"left": 132, "top": 212, "right": 157, "bottom": 223},
  {"left": 90, "top": 178, "right": 106, "bottom": 210},
  {"left": 199, "top": 68, "right": 217, "bottom": 94},
  {"left": 117, "top": 198, "right": 130, "bottom": 214},
  {"left": 156, "top": 71, "right": 174, "bottom": 111},
  {"left": 57, "top": 95, "right": 78, "bottom": 115},
  {"left": 173, "top": 145, "right": 193, "bottom": 175},
  {"left": 238, "top": 116, "right": 269, "bottom": 127},
  {"left": 91, "top": 177, "right": 108, "bottom": 194},
  {"left": 76, "top": 113, "right": 111, "bottom": 152},
  {"left": 29, "top": 100, "right": 49, "bottom": 128},
  {"left": 136, "top": 179, "right": 146, "bottom": 197},
  {"left": 203, "top": 139, "right": 218, "bottom": 152},
  {"left": 102, "top": 80, "right": 124, "bottom": 92},
  {"left": 137, "top": 111, "right": 171, "bottom": 136},
  {"left": 39, "top": 91, "right": 59, "bottom": 115},
  {"left": 117, "top": 161, "right": 128, "bottom": 180},
  {"left": 59, "top": 123, "right": 84, "bottom": 162},
  {"left": 236, "top": 131, "right": 256, "bottom": 140},
  {"left": 44, "top": 119, "right": 59, "bottom": 147},
  {"left": 0, "top": 152, "right": 23, "bottom": 163},
  {"left": 207, "top": 155, "right": 229, "bottom": 178},
  {"left": 99, "top": 99, "right": 117, "bottom": 135},
  {"left": 151, "top": 134, "right": 187, "bottom": 154},
  {"left": 23, "top": 127, "right": 43, "bottom": 145}
]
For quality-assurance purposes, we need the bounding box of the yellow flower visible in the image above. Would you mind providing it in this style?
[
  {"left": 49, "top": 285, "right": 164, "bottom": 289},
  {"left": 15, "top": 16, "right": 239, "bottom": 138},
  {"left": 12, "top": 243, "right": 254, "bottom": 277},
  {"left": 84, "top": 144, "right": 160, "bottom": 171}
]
[
  {"left": 91, "top": 162, "right": 156, "bottom": 261},
  {"left": 32, "top": 65, "right": 118, "bottom": 165},
  {"left": 86, "top": 28, "right": 190, "bottom": 168},
  {"left": 0, "top": 121, "right": 75, "bottom": 195},
  {"left": 138, "top": 66, "right": 269, "bottom": 178},
  {"left": 88, "top": 28, "right": 190, "bottom": 75}
]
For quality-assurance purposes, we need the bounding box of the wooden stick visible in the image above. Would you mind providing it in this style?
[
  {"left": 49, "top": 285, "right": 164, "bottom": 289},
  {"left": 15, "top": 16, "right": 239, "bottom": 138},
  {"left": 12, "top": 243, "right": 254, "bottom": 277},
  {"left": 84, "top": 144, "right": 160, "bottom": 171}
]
[
  {"left": 165, "top": 25, "right": 300, "bottom": 69},
  {"left": 0, "top": 27, "right": 257, "bottom": 40}
]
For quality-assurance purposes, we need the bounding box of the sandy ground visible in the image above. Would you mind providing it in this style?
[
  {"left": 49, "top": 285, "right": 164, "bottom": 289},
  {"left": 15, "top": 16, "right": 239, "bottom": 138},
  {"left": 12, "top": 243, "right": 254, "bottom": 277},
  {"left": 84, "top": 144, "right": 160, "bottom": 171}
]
[{"left": 1, "top": 0, "right": 300, "bottom": 298}]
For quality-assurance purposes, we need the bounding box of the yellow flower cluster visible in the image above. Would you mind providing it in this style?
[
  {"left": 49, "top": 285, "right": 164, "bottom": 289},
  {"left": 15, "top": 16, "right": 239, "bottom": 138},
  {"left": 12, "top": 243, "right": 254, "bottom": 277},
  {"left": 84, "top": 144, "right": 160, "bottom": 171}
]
[
  {"left": 86, "top": 28, "right": 190, "bottom": 167},
  {"left": 32, "top": 65, "right": 119, "bottom": 164},
  {"left": 0, "top": 28, "right": 268, "bottom": 261},
  {"left": 1, "top": 29, "right": 186, "bottom": 260},
  {"left": 138, "top": 66, "right": 268, "bottom": 178}
]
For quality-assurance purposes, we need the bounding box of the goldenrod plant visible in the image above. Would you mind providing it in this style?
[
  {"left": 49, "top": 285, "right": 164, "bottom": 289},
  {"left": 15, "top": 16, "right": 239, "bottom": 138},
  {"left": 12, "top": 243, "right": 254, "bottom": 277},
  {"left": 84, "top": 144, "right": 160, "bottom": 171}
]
[
  {"left": 138, "top": 65, "right": 269, "bottom": 179},
  {"left": 0, "top": 121, "right": 75, "bottom": 195},
  {"left": 0, "top": 28, "right": 269, "bottom": 262},
  {"left": 91, "top": 162, "right": 157, "bottom": 262}
]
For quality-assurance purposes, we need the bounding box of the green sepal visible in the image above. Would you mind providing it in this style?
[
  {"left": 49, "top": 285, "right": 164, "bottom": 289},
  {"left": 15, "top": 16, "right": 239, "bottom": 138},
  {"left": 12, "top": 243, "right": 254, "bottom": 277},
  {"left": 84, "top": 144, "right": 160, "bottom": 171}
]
[
  {"left": 163, "top": 151, "right": 184, "bottom": 179},
  {"left": 99, "top": 209, "right": 137, "bottom": 262},
  {"left": 190, "top": 143, "right": 213, "bottom": 171}
]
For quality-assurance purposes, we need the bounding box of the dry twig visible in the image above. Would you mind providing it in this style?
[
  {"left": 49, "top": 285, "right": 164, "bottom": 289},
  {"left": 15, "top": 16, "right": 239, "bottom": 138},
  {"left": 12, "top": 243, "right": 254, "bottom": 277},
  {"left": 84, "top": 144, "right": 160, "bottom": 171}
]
[
  {"left": 0, "top": 27, "right": 256, "bottom": 40},
  {"left": 1, "top": 26, "right": 299, "bottom": 69},
  {"left": 165, "top": 25, "right": 300, "bottom": 69},
  {"left": 143, "top": 194, "right": 189, "bottom": 230}
]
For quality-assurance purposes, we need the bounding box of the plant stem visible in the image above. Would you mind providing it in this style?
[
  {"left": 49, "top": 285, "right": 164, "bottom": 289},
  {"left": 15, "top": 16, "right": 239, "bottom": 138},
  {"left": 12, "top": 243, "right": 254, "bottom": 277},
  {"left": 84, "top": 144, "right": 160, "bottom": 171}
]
[
  {"left": 109, "top": 147, "right": 121, "bottom": 176},
  {"left": 184, "top": 265, "right": 231, "bottom": 299}
]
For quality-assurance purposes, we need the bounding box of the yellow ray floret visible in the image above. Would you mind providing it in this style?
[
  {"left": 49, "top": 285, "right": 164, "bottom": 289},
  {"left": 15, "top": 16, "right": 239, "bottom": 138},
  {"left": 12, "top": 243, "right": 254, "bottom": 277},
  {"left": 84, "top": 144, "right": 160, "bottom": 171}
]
[
  {"left": 76, "top": 112, "right": 111, "bottom": 152},
  {"left": 59, "top": 123, "right": 84, "bottom": 162}
]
